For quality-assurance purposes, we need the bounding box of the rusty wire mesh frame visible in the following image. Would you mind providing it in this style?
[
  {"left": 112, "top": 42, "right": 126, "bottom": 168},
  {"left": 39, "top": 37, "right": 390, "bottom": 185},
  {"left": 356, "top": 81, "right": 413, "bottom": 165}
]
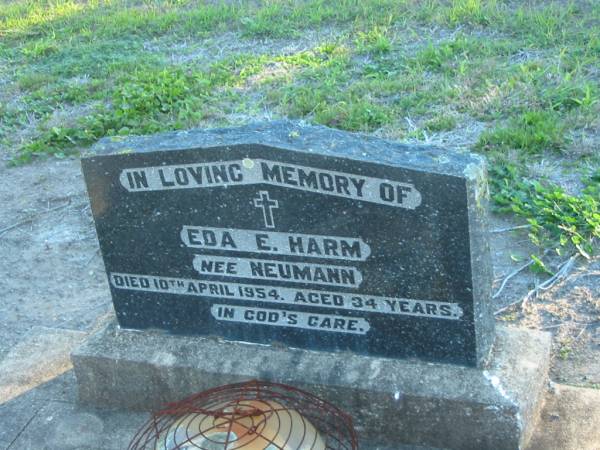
[{"left": 129, "top": 379, "right": 358, "bottom": 450}]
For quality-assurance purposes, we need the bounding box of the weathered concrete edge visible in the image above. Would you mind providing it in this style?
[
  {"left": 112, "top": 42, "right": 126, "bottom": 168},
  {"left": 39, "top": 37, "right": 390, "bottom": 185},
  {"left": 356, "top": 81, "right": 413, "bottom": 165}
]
[
  {"left": 72, "top": 323, "right": 550, "bottom": 449},
  {"left": 83, "top": 120, "right": 483, "bottom": 178},
  {"left": 489, "top": 324, "right": 552, "bottom": 449},
  {"left": 465, "top": 158, "right": 495, "bottom": 367}
]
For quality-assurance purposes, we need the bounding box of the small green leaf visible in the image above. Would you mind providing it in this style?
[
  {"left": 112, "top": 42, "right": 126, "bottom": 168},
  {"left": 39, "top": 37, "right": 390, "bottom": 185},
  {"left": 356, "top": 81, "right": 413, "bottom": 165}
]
[
  {"left": 510, "top": 254, "right": 524, "bottom": 262},
  {"left": 530, "top": 255, "right": 553, "bottom": 275}
]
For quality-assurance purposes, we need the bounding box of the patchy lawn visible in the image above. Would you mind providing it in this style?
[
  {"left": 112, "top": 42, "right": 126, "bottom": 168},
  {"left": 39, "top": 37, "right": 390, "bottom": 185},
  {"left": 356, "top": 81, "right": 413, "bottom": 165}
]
[{"left": 1, "top": 0, "right": 598, "bottom": 275}]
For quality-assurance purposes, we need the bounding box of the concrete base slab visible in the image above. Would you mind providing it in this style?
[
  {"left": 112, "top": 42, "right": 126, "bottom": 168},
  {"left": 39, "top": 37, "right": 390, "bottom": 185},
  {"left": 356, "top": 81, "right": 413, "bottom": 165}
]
[
  {"left": 7, "top": 400, "right": 148, "bottom": 450},
  {"left": 0, "top": 326, "right": 86, "bottom": 403},
  {"left": 0, "top": 372, "right": 79, "bottom": 448},
  {"left": 527, "top": 384, "right": 600, "bottom": 450},
  {"left": 72, "top": 322, "right": 551, "bottom": 450}
]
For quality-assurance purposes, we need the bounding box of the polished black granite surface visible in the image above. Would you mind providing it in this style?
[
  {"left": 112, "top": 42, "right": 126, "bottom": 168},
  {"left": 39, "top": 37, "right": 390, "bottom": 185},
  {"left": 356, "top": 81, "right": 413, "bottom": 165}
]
[{"left": 82, "top": 121, "right": 494, "bottom": 366}]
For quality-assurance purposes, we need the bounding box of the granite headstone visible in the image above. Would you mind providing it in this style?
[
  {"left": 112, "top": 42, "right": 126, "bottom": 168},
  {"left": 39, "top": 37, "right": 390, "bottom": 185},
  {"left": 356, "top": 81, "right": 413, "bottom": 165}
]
[{"left": 81, "top": 121, "right": 494, "bottom": 366}]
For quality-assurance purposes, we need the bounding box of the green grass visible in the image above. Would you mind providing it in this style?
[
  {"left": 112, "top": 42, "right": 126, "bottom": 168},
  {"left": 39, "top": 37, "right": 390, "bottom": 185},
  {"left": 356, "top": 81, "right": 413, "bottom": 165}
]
[
  {"left": 489, "top": 159, "right": 600, "bottom": 269},
  {"left": 1, "top": 0, "right": 599, "bottom": 269},
  {"left": 424, "top": 114, "right": 457, "bottom": 132},
  {"left": 16, "top": 67, "right": 214, "bottom": 162},
  {"left": 477, "top": 111, "right": 567, "bottom": 154},
  {"left": 355, "top": 26, "right": 392, "bottom": 54}
]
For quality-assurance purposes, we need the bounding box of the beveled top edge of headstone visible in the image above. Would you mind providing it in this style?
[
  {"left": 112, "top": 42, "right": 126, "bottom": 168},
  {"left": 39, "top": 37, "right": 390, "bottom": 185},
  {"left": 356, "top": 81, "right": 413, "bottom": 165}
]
[{"left": 85, "top": 120, "right": 485, "bottom": 178}]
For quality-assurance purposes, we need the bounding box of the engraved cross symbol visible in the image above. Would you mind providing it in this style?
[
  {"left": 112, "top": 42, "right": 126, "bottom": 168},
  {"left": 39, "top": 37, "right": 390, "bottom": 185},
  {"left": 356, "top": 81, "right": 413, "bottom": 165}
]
[{"left": 253, "top": 191, "right": 279, "bottom": 229}]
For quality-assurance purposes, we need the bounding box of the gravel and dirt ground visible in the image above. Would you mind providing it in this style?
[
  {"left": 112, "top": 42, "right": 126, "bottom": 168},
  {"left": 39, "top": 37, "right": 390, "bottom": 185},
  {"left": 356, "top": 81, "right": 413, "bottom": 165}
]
[{"left": 0, "top": 155, "right": 598, "bottom": 449}]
